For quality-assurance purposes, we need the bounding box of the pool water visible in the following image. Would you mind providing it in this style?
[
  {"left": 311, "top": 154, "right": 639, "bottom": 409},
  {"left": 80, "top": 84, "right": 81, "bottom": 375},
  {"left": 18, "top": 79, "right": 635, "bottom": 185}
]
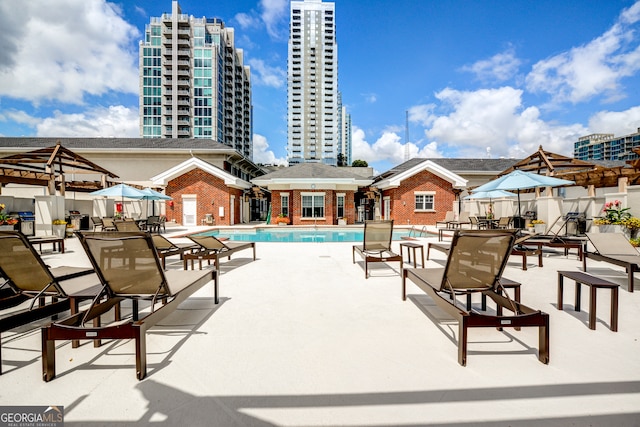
[{"left": 197, "top": 227, "right": 412, "bottom": 243}]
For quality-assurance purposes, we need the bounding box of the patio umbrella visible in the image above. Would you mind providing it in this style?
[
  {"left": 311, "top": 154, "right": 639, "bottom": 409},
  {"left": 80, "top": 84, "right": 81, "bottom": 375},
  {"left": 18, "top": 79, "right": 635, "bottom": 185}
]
[
  {"left": 464, "top": 189, "right": 518, "bottom": 200},
  {"left": 139, "top": 188, "right": 172, "bottom": 216},
  {"left": 89, "top": 183, "right": 147, "bottom": 216},
  {"left": 89, "top": 183, "right": 146, "bottom": 199},
  {"left": 472, "top": 170, "right": 574, "bottom": 224}
]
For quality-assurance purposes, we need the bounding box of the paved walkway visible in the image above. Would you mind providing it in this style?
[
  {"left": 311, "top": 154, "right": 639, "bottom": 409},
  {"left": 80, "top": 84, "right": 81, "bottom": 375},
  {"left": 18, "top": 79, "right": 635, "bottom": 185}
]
[{"left": 1, "top": 227, "right": 639, "bottom": 426}]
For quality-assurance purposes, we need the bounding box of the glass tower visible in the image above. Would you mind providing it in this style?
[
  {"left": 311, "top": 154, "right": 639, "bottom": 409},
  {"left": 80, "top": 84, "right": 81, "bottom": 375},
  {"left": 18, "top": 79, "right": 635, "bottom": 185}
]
[
  {"left": 287, "top": 0, "right": 338, "bottom": 165},
  {"left": 139, "top": 1, "right": 253, "bottom": 159}
]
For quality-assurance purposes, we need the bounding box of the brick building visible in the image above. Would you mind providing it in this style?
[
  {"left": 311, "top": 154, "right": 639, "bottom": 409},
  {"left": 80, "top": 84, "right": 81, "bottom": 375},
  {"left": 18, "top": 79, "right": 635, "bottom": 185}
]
[{"left": 151, "top": 157, "right": 253, "bottom": 226}]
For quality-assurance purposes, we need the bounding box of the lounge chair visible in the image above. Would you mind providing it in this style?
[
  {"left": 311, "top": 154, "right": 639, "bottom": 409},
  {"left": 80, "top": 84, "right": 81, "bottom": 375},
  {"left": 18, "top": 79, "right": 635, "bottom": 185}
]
[
  {"left": 0, "top": 231, "right": 98, "bottom": 374},
  {"left": 91, "top": 216, "right": 103, "bottom": 232},
  {"left": 352, "top": 220, "right": 402, "bottom": 278},
  {"left": 583, "top": 232, "right": 640, "bottom": 292},
  {"left": 494, "top": 216, "right": 513, "bottom": 229},
  {"left": 184, "top": 234, "right": 257, "bottom": 275},
  {"left": 435, "top": 211, "right": 455, "bottom": 228},
  {"left": 41, "top": 231, "right": 217, "bottom": 381},
  {"left": 402, "top": 229, "right": 549, "bottom": 366},
  {"left": 469, "top": 216, "right": 486, "bottom": 230},
  {"left": 151, "top": 234, "right": 198, "bottom": 269},
  {"left": 114, "top": 220, "right": 141, "bottom": 232},
  {"left": 448, "top": 212, "right": 471, "bottom": 229},
  {"left": 101, "top": 217, "right": 117, "bottom": 231},
  {"left": 510, "top": 234, "right": 543, "bottom": 270}
]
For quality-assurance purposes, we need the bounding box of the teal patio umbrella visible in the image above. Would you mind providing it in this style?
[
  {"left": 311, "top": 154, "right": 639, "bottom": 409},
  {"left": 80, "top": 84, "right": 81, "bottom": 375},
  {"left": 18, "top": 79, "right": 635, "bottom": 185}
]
[
  {"left": 140, "top": 188, "right": 172, "bottom": 216},
  {"left": 472, "top": 170, "right": 574, "bottom": 225}
]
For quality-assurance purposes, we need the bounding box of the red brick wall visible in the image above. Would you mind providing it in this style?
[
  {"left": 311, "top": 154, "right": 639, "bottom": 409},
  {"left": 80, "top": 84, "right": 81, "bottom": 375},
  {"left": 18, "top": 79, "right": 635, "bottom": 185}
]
[
  {"left": 165, "top": 168, "right": 242, "bottom": 226},
  {"left": 384, "top": 170, "right": 456, "bottom": 225}
]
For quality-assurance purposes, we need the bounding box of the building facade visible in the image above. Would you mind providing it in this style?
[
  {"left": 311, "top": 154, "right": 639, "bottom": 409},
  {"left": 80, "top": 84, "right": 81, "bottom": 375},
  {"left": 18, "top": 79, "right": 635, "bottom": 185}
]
[
  {"left": 574, "top": 129, "right": 640, "bottom": 161},
  {"left": 140, "top": 1, "right": 252, "bottom": 159},
  {"left": 287, "top": 0, "right": 338, "bottom": 166},
  {"left": 337, "top": 92, "right": 352, "bottom": 166}
]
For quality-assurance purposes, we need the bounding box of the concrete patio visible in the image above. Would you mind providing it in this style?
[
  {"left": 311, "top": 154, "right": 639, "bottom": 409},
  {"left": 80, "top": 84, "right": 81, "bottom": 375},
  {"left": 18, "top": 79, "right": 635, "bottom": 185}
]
[{"left": 1, "top": 227, "right": 639, "bottom": 426}]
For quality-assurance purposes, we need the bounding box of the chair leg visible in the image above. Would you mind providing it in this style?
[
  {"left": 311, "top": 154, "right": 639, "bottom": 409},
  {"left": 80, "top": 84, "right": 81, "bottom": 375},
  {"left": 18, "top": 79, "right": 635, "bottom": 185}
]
[
  {"left": 41, "top": 328, "right": 56, "bottom": 382},
  {"left": 458, "top": 317, "right": 468, "bottom": 366},
  {"left": 135, "top": 326, "right": 146, "bottom": 380}
]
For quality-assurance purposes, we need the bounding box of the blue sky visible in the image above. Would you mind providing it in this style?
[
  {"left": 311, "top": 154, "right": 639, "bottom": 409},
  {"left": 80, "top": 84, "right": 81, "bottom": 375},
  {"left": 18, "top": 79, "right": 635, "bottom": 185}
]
[{"left": 1, "top": 0, "right": 640, "bottom": 174}]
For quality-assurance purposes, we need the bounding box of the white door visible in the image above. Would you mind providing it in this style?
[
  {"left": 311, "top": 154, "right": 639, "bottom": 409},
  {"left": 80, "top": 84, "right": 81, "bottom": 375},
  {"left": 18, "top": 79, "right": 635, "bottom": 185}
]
[
  {"left": 383, "top": 196, "right": 391, "bottom": 220},
  {"left": 183, "top": 198, "right": 197, "bottom": 226}
]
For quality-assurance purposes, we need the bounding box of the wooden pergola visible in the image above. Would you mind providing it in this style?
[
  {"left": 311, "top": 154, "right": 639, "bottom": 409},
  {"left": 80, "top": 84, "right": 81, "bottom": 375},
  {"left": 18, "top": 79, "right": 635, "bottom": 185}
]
[
  {"left": 0, "top": 143, "right": 118, "bottom": 195},
  {"left": 497, "top": 145, "right": 640, "bottom": 190}
]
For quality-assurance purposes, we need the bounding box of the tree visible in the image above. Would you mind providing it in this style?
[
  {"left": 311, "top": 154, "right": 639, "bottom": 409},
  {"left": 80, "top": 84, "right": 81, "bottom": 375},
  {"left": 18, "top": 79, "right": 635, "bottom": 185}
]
[{"left": 352, "top": 159, "right": 368, "bottom": 167}]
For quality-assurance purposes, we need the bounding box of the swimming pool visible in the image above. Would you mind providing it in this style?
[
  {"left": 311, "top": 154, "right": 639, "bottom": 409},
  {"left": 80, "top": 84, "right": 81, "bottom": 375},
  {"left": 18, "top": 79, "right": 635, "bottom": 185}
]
[{"left": 196, "top": 227, "right": 412, "bottom": 243}]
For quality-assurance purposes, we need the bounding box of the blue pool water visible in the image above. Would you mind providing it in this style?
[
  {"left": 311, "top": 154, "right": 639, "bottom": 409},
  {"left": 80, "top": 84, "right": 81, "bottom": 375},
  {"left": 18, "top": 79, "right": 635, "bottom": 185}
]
[{"left": 197, "top": 227, "right": 412, "bottom": 243}]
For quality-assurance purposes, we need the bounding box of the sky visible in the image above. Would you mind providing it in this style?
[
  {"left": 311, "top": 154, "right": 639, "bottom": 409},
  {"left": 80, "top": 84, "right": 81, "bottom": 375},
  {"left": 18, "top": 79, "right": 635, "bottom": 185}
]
[{"left": 1, "top": 0, "right": 640, "bottom": 174}]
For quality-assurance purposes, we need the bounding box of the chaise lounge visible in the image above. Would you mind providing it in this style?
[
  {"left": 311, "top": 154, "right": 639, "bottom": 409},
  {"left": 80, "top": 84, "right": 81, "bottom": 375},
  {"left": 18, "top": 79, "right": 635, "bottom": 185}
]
[
  {"left": 41, "top": 231, "right": 217, "bottom": 381},
  {"left": 184, "top": 234, "right": 256, "bottom": 275},
  {"left": 402, "top": 229, "right": 550, "bottom": 366},
  {"left": 352, "top": 220, "right": 402, "bottom": 278},
  {"left": 583, "top": 232, "right": 640, "bottom": 292},
  {"left": 0, "top": 231, "right": 99, "bottom": 374}
]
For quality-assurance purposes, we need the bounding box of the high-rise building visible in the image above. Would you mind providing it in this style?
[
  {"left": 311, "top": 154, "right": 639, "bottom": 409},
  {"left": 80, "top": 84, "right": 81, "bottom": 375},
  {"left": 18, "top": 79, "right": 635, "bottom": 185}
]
[
  {"left": 287, "top": 0, "right": 338, "bottom": 165},
  {"left": 574, "top": 129, "right": 640, "bottom": 161},
  {"left": 337, "top": 92, "right": 352, "bottom": 166},
  {"left": 139, "top": 1, "right": 252, "bottom": 159}
]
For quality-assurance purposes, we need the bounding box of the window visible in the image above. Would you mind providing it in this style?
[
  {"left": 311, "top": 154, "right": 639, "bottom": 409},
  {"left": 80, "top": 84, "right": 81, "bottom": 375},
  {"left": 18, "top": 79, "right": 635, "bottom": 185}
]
[
  {"left": 302, "top": 193, "right": 325, "bottom": 218},
  {"left": 336, "top": 193, "right": 345, "bottom": 218},
  {"left": 415, "top": 192, "right": 435, "bottom": 211},
  {"left": 281, "top": 193, "right": 289, "bottom": 217}
]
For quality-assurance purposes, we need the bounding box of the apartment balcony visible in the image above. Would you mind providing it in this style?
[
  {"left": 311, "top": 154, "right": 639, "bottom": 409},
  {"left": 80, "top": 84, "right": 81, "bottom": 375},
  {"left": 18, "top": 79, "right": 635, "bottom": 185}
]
[
  {"left": 177, "top": 60, "right": 190, "bottom": 68},
  {"left": 177, "top": 29, "right": 190, "bottom": 38},
  {"left": 177, "top": 99, "right": 190, "bottom": 106}
]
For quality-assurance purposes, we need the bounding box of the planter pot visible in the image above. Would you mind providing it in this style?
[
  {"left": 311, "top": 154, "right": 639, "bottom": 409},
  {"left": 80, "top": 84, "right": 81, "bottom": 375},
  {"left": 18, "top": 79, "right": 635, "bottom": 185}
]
[
  {"left": 534, "top": 224, "right": 546, "bottom": 234},
  {"left": 0, "top": 224, "right": 14, "bottom": 231},
  {"left": 277, "top": 222, "right": 288, "bottom": 226},
  {"left": 52, "top": 224, "right": 66, "bottom": 238},
  {"left": 598, "top": 224, "right": 624, "bottom": 234},
  {"left": 338, "top": 219, "right": 346, "bottom": 226}
]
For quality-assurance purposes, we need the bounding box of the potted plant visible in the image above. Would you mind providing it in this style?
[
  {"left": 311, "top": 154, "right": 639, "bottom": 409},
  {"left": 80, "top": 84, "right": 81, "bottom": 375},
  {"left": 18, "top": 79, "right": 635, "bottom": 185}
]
[
  {"left": 52, "top": 219, "right": 67, "bottom": 238},
  {"left": 531, "top": 219, "right": 545, "bottom": 234},
  {"left": 526, "top": 223, "right": 535, "bottom": 234},
  {"left": 274, "top": 213, "right": 290, "bottom": 226},
  {"left": 596, "top": 200, "right": 631, "bottom": 233},
  {"left": 621, "top": 217, "right": 640, "bottom": 239},
  {"left": 0, "top": 203, "right": 18, "bottom": 231}
]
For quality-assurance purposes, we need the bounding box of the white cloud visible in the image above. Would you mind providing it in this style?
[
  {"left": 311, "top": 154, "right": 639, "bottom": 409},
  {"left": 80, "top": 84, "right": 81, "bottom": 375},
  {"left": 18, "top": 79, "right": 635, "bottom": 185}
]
[
  {"left": 526, "top": 1, "right": 640, "bottom": 104},
  {"left": 247, "top": 58, "right": 286, "bottom": 88},
  {"left": 260, "top": 0, "right": 289, "bottom": 39},
  {"left": 36, "top": 105, "right": 139, "bottom": 137},
  {"left": 362, "top": 93, "right": 377, "bottom": 103},
  {"left": 0, "top": 0, "right": 139, "bottom": 104},
  {"left": 235, "top": 12, "right": 261, "bottom": 30},
  {"left": 425, "top": 87, "right": 587, "bottom": 158},
  {"left": 462, "top": 47, "right": 522, "bottom": 82},
  {"left": 352, "top": 126, "right": 443, "bottom": 167},
  {"left": 408, "top": 104, "right": 437, "bottom": 127},
  {"left": 0, "top": 109, "right": 40, "bottom": 127},
  {"left": 252, "top": 133, "right": 287, "bottom": 166},
  {"left": 588, "top": 106, "right": 640, "bottom": 135}
]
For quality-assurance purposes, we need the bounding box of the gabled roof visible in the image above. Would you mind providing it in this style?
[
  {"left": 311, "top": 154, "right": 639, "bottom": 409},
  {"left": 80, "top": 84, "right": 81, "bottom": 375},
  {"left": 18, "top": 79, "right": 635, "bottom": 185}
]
[
  {"left": 0, "top": 137, "right": 236, "bottom": 151},
  {"left": 151, "top": 157, "right": 252, "bottom": 189},
  {"left": 252, "top": 163, "right": 373, "bottom": 186},
  {"left": 373, "top": 159, "right": 468, "bottom": 189},
  {"left": 375, "top": 158, "right": 519, "bottom": 182}
]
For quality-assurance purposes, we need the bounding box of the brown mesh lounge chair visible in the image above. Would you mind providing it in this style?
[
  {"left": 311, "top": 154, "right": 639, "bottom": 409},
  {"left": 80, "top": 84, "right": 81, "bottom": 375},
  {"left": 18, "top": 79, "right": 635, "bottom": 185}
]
[
  {"left": 114, "top": 220, "right": 141, "bottom": 232},
  {"left": 151, "top": 234, "right": 198, "bottom": 269},
  {"left": 0, "top": 231, "right": 98, "bottom": 374},
  {"left": 583, "top": 232, "right": 640, "bottom": 292},
  {"left": 352, "top": 220, "right": 402, "bottom": 278},
  {"left": 435, "top": 211, "right": 455, "bottom": 228},
  {"left": 448, "top": 212, "right": 471, "bottom": 229},
  {"left": 41, "top": 232, "right": 216, "bottom": 381},
  {"left": 184, "top": 235, "right": 256, "bottom": 274},
  {"left": 510, "top": 234, "right": 543, "bottom": 270},
  {"left": 402, "top": 229, "right": 549, "bottom": 366}
]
